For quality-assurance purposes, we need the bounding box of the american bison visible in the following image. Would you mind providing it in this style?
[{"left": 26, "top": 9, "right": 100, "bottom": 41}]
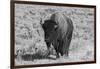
[{"left": 40, "top": 13, "right": 73, "bottom": 58}]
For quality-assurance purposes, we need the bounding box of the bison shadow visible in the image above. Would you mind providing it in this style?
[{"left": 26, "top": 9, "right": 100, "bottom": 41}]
[{"left": 15, "top": 53, "right": 57, "bottom": 61}]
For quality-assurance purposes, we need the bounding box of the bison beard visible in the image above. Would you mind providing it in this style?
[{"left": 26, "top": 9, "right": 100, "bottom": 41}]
[{"left": 41, "top": 13, "right": 73, "bottom": 58}]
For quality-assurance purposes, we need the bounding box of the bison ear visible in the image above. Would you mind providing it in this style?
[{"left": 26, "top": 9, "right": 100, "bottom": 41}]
[{"left": 54, "top": 25, "right": 58, "bottom": 30}]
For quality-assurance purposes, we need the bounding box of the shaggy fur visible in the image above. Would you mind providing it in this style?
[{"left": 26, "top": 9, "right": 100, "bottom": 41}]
[{"left": 41, "top": 13, "right": 73, "bottom": 58}]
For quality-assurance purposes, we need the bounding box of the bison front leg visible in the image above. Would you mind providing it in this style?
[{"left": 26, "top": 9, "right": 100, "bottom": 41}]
[
  {"left": 46, "top": 42, "right": 51, "bottom": 56},
  {"left": 53, "top": 41, "right": 60, "bottom": 58},
  {"left": 54, "top": 47, "right": 59, "bottom": 58}
]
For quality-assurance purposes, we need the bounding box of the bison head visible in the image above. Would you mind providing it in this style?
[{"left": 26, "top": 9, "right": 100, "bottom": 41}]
[{"left": 41, "top": 20, "right": 58, "bottom": 44}]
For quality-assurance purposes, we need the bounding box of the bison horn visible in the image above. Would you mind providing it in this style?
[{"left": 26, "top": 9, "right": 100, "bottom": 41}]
[{"left": 40, "top": 18, "right": 43, "bottom": 25}]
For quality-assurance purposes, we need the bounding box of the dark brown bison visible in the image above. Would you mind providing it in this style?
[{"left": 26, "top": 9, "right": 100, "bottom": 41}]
[{"left": 40, "top": 13, "right": 73, "bottom": 58}]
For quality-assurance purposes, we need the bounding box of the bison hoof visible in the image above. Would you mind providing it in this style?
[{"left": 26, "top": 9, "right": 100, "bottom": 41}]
[{"left": 56, "top": 54, "right": 60, "bottom": 58}]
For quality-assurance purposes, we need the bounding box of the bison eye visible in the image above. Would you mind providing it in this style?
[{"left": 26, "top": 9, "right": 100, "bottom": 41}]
[{"left": 54, "top": 25, "right": 58, "bottom": 28}]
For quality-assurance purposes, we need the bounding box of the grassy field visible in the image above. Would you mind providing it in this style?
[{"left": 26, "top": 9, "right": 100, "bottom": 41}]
[{"left": 14, "top": 4, "right": 94, "bottom": 65}]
